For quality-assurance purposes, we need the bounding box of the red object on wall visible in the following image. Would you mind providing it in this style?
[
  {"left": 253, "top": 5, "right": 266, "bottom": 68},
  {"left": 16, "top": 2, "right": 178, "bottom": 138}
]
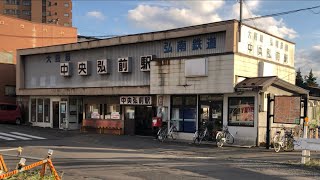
[{"left": 152, "top": 117, "right": 162, "bottom": 127}]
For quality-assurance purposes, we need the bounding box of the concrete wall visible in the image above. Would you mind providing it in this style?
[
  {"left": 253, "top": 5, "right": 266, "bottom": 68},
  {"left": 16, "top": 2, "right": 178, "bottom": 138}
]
[
  {"left": 234, "top": 54, "right": 296, "bottom": 84},
  {"left": 151, "top": 54, "right": 235, "bottom": 95}
]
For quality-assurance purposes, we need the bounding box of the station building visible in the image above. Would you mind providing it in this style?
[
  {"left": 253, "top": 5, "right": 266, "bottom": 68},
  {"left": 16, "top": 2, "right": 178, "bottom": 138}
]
[{"left": 16, "top": 20, "right": 307, "bottom": 146}]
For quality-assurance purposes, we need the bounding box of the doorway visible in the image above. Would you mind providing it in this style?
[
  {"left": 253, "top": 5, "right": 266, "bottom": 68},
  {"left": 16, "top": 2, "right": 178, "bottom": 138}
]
[
  {"left": 124, "top": 106, "right": 135, "bottom": 135},
  {"left": 199, "top": 100, "right": 223, "bottom": 132},
  {"left": 52, "top": 101, "right": 59, "bottom": 128},
  {"left": 134, "top": 106, "right": 155, "bottom": 136},
  {"left": 59, "top": 101, "right": 67, "bottom": 129}
]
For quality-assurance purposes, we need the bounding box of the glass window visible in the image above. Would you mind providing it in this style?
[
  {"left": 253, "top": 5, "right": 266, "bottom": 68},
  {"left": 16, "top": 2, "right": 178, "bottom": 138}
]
[
  {"left": 185, "top": 96, "right": 196, "bottom": 106},
  {"left": 22, "top": 10, "right": 31, "bottom": 16},
  {"left": 172, "top": 96, "right": 183, "bottom": 106},
  {"left": 103, "top": 104, "right": 120, "bottom": 119},
  {"left": 64, "top": 23, "right": 69, "bottom": 26},
  {"left": 171, "top": 96, "right": 197, "bottom": 133},
  {"left": 31, "top": 99, "right": 36, "bottom": 122},
  {"left": 23, "top": 0, "right": 31, "bottom": 6},
  {"left": 64, "top": 13, "right": 69, "bottom": 17},
  {"left": 85, "top": 104, "right": 102, "bottom": 119},
  {"left": 44, "top": 99, "right": 50, "bottom": 122},
  {"left": 228, "top": 97, "right": 254, "bottom": 126},
  {"left": 5, "top": 86, "right": 15, "bottom": 96},
  {"left": 64, "top": 3, "right": 69, "bottom": 7},
  {"left": 37, "top": 99, "right": 43, "bottom": 122}
]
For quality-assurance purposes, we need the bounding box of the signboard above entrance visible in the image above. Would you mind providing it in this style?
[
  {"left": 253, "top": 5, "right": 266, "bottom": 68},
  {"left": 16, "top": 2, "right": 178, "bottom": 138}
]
[{"left": 120, "top": 96, "right": 152, "bottom": 105}]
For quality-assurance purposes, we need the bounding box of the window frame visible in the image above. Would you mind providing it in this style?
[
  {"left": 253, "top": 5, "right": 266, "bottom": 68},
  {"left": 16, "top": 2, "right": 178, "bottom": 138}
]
[
  {"left": 171, "top": 95, "right": 197, "bottom": 133},
  {"left": 227, "top": 97, "right": 255, "bottom": 127}
]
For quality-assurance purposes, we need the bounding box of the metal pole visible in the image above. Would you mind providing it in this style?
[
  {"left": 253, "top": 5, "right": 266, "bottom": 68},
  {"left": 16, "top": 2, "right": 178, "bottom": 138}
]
[
  {"left": 266, "top": 94, "right": 271, "bottom": 149},
  {"left": 239, "top": 0, "right": 243, "bottom": 42},
  {"left": 302, "top": 95, "right": 310, "bottom": 164}
]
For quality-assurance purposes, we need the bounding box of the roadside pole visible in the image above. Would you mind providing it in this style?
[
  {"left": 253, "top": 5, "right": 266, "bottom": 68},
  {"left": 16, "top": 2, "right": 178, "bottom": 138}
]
[{"left": 302, "top": 117, "right": 310, "bottom": 164}]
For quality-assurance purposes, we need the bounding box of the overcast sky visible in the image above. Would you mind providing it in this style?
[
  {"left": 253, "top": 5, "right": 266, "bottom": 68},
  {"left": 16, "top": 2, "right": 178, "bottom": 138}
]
[{"left": 73, "top": 0, "right": 320, "bottom": 80}]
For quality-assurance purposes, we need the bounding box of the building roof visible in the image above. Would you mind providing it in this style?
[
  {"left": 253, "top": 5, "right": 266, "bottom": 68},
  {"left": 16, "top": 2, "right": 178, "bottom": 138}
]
[{"left": 235, "top": 76, "right": 308, "bottom": 95}]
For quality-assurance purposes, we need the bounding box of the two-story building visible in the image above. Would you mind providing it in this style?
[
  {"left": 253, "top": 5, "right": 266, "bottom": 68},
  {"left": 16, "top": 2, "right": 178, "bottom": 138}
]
[{"left": 17, "top": 20, "right": 307, "bottom": 146}]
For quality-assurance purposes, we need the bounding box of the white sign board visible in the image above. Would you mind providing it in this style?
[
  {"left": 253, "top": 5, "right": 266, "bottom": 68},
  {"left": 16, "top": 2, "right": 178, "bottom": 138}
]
[
  {"left": 78, "top": 61, "right": 89, "bottom": 76},
  {"left": 120, "top": 96, "right": 152, "bottom": 105},
  {"left": 111, "top": 112, "right": 120, "bottom": 119},
  {"left": 294, "top": 138, "right": 320, "bottom": 151},
  {"left": 60, "top": 62, "right": 71, "bottom": 76},
  {"left": 97, "top": 59, "right": 108, "bottom": 74},
  {"left": 238, "top": 25, "right": 294, "bottom": 66},
  {"left": 140, "top": 55, "right": 153, "bottom": 71},
  {"left": 118, "top": 57, "right": 132, "bottom": 73}
]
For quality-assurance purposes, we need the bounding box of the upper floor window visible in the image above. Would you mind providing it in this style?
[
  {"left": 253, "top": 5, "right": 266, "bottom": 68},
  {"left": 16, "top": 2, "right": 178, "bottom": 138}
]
[
  {"left": 64, "top": 13, "right": 69, "bottom": 17},
  {"left": 5, "top": 0, "right": 20, "bottom": 5},
  {"left": 64, "top": 3, "right": 69, "bottom": 7},
  {"left": 22, "top": 10, "right": 31, "bottom": 16},
  {"left": 22, "top": 0, "right": 31, "bottom": 6},
  {"left": 64, "top": 23, "right": 69, "bottom": 26}
]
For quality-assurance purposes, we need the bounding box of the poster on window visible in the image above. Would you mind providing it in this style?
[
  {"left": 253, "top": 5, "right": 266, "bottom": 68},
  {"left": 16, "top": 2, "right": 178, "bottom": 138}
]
[
  {"left": 274, "top": 96, "right": 301, "bottom": 124},
  {"left": 228, "top": 97, "right": 254, "bottom": 126}
]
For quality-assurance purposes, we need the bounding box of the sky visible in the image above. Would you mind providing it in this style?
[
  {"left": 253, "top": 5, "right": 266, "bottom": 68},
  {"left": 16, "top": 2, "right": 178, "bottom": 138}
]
[{"left": 72, "top": 0, "right": 320, "bottom": 80}]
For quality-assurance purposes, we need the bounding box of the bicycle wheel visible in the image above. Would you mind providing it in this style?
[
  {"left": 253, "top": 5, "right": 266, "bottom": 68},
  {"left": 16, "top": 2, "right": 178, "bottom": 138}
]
[
  {"left": 193, "top": 131, "right": 199, "bottom": 144},
  {"left": 284, "top": 137, "right": 294, "bottom": 151},
  {"left": 171, "top": 127, "right": 178, "bottom": 140},
  {"left": 157, "top": 128, "right": 167, "bottom": 142},
  {"left": 226, "top": 132, "right": 234, "bottom": 145},
  {"left": 273, "top": 135, "right": 281, "bottom": 152},
  {"left": 216, "top": 132, "right": 224, "bottom": 147}
]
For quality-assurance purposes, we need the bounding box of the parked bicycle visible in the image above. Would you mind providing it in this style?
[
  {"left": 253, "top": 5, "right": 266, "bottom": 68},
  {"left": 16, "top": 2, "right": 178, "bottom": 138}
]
[
  {"left": 273, "top": 126, "right": 295, "bottom": 152},
  {"left": 157, "top": 121, "right": 178, "bottom": 142},
  {"left": 216, "top": 125, "right": 234, "bottom": 147},
  {"left": 193, "top": 121, "right": 216, "bottom": 144}
]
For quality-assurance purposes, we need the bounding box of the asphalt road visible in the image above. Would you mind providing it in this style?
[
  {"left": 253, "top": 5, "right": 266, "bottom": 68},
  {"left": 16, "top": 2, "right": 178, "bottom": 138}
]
[{"left": 0, "top": 124, "right": 320, "bottom": 180}]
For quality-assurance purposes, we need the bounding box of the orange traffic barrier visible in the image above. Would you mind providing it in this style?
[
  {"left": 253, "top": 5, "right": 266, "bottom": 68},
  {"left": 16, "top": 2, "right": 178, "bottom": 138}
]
[{"left": 0, "top": 149, "right": 61, "bottom": 180}]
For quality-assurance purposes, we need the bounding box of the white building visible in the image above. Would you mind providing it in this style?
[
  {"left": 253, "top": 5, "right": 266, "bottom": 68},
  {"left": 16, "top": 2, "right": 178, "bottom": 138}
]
[{"left": 16, "top": 20, "right": 307, "bottom": 146}]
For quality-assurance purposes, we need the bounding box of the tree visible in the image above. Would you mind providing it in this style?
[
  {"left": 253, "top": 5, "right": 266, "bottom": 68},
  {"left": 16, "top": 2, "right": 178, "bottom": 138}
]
[
  {"left": 295, "top": 68, "right": 305, "bottom": 88},
  {"left": 304, "top": 69, "right": 318, "bottom": 87}
]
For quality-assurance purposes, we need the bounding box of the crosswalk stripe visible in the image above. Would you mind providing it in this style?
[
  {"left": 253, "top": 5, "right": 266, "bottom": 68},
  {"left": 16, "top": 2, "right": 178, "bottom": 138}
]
[
  {"left": 0, "top": 132, "right": 31, "bottom": 140},
  {"left": 10, "top": 132, "right": 46, "bottom": 140},
  {"left": 0, "top": 135, "right": 15, "bottom": 141}
]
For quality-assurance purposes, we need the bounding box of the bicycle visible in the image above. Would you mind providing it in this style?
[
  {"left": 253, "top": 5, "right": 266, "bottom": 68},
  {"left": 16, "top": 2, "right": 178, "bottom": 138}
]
[
  {"left": 273, "top": 126, "right": 295, "bottom": 152},
  {"left": 157, "top": 121, "right": 178, "bottom": 142},
  {"left": 193, "top": 121, "right": 216, "bottom": 144},
  {"left": 215, "top": 125, "right": 234, "bottom": 147}
]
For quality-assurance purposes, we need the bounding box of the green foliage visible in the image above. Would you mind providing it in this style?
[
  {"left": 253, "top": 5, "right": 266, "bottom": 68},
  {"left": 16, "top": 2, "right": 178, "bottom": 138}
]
[
  {"left": 6, "top": 170, "right": 55, "bottom": 180},
  {"left": 304, "top": 69, "right": 318, "bottom": 87},
  {"left": 295, "top": 68, "right": 305, "bottom": 88},
  {"left": 296, "top": 69, "right": 319, "bottom": 88}
]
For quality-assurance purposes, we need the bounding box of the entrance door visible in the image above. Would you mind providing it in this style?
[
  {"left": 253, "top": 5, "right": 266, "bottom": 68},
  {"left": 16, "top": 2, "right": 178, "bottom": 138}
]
[
  {"left": 52, "top": 101, "right": 59, "bottom": 128},
  {"left": 134, "top": 106, "right": 154, "bottom": 136},
  {"left": 211, "top": 101, "right": 223, "bottom": 131},
  {"left": 59, "top": 101, "right": 67, "bottom": 129},
  {"left": 199, "top": 101, "right": 223, "bottom": 132},
  {"left": 124, "top": 106, "right": 135, "bottom": 135}
]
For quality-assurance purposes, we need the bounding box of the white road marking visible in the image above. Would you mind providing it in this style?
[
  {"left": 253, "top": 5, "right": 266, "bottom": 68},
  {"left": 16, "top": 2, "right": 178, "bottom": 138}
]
[
  {"left": 0, "top": 135, "right": 15, "bottom": 141},
  {"left": 10, "top": 132, "right": 46, "bottom": 140},
  {"left": 0, "top": 132, "right": 31, "bottom": 140}
]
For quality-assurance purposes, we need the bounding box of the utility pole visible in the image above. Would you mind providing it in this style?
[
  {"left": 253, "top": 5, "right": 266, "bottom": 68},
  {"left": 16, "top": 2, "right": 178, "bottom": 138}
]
[{"left": 239, "top": 0, "right": 243, "bottom": 42}]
